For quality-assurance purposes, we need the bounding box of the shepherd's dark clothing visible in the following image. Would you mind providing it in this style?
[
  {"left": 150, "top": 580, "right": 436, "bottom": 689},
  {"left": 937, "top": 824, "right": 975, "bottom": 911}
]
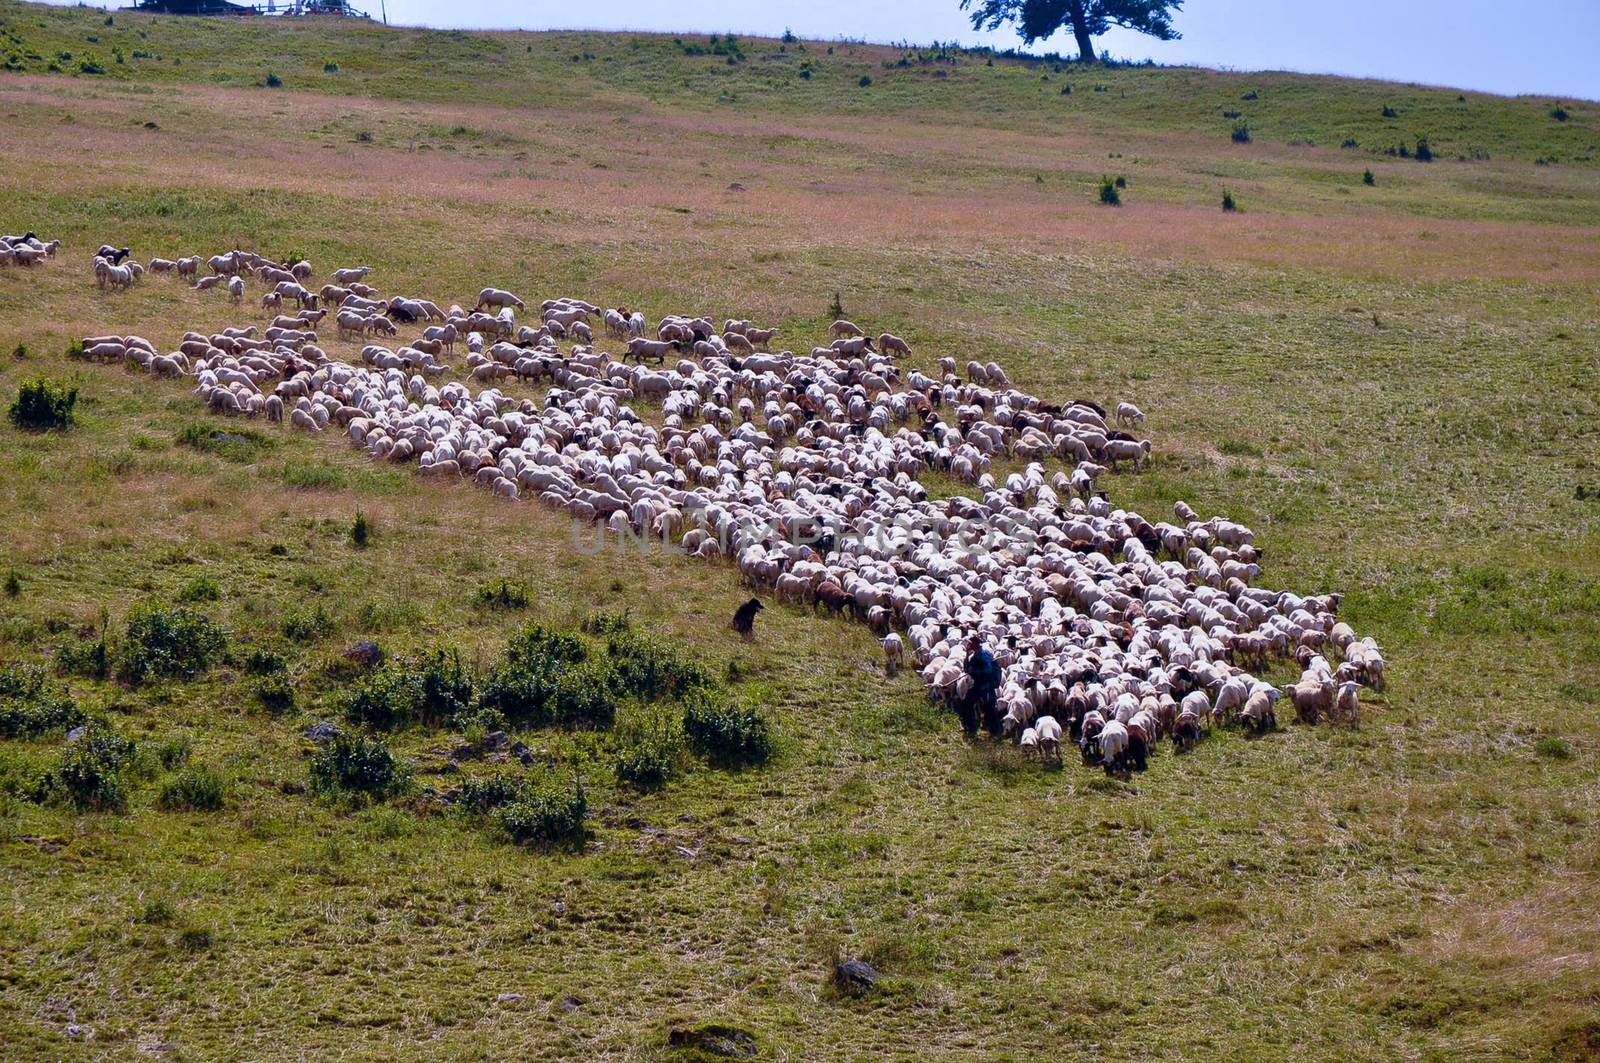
[{"left": 963, "top": 646, "right": 1003, "bottom": 738}]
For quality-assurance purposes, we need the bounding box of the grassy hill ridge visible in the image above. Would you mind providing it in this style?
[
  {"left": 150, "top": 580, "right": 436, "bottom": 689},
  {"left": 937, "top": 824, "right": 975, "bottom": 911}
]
[{"left": 2, "top": 0, "right": 1598, "bottom": 165}]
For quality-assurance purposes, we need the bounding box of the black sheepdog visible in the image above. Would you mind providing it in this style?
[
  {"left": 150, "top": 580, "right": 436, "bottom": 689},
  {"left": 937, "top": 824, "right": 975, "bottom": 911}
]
[{"left": 730, "top": 597, "right": 764, "bottom": 641}]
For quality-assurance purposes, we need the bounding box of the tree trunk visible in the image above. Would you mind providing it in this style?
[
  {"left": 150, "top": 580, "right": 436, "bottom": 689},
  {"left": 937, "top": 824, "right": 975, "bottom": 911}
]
[{"left": 1067, "top": 0, "right": 1098, "bottom": 62}]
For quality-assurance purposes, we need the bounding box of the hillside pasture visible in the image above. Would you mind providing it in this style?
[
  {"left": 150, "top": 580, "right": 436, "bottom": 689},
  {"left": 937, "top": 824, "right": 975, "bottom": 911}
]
[{"left": 1, "top": 4, "right": 1598, "bottom": 1060}]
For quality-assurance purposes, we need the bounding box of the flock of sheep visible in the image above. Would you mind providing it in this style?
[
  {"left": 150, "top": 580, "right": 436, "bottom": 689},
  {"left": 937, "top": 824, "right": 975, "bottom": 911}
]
[
  {"left": 64, "top": 242, "right": 1385, "bottom": 775},
  {"left": 0, "top": 231, "right": 62, "bottom": 267}
]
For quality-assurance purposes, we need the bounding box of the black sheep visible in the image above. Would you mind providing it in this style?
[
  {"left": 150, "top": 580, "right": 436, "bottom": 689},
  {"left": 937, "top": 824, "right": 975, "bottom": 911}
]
[{"left": 730, "top": 597, "right": 763, "bottom": 641}]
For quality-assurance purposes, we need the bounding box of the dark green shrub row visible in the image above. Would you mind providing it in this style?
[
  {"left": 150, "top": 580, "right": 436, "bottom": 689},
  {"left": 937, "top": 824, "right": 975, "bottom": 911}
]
[
  {"left": 496, "top": 774, "right": 587, "bottom": 846},
  {"left": 33, "top": 725, "right": 137, "bottom": 810},
  {"left": 604, "top": 630, "right": 713, "bottom": 702},
  {"left": 8, "top": 378, "right": 77, "bottom": 431},
  {"left": 0, "top": 663, "right": 85, "bottom": 738},
  {"left": 117, "top": 607, "right": 226, "bottom": 686},
  {"left": 684, "top": 695, "right": 773, "bottom": 767},
  {"left": 341, "top": 650, "right": 473, "bottom": 730},
  {"left": 309, "top": 732, "right": 410, "bottom": 798}
]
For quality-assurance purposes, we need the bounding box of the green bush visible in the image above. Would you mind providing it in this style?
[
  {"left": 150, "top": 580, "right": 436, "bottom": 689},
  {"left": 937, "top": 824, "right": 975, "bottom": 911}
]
[
  {"left": 0, "top": 663, "right": 85, "bottom": 738},
  {"left": 1098, "top": 176, "right": 1121, "bottom": 206},
  {"left": 580, "top": 609, "right": 631, "bottom": 635},
  {"left": 37, "top": 725, "right": 136, "bottom": 810},
  {"left": 116, "top": 606, "right": 226, "bottom": 686},
  {"left": 605, "top": 631, "right": 712, "bottom": 702},
  {"left": 350, "top": 510, "right": 371, "bottom": 548},
  {"left": 458, "top": 772, "right": 522, "bottom": 812},
  {"left": 1363, "top": 168, "right": 1377, "bottom": 186},
  {"left": 613, "top": 709, "right": 684, "bottom": 790},
  {"left": 8, "top": 378, "right": 77, "bottom": 431},
  {"left": 506, "top": 624, "right": 589, "bottom": 669},
  {"left": 683, "top": 696, "right": 772, "bottom": 767},
  {"left": 148, "top": 735, "right": 191, "bottom": 771},
  {"left": 497, "top": 774, "right": 586, "bottom": 845},
  {"left": 55, "top": 631, "right": 110, "bottom": 680},
  {"left": 858, "top": 75, "right": 872, "bottom": 87},
  {"left": 264, "top": 71, "right": 283, "bottom": 87},
  {"left": 254, "top": 671, "right": 295, "bottom": 713},
  {"left": 158, "top": 764, "right": 227, "bottom": 811},
  {"left": 309, "top": 732, "right": 409, "bottom": 798},
  {"left": 479, "top": 658, "right": 617, "bottom": 730},
  {"left": 342, "top": 650, "right": 473, "bottom": 729},
  {"left": 282, "top": 605, "right": 334, "bottom": 642},
  {"left": 413, "top": 649, "right": 474, "bottom": 724},
  {"left": 1414, "top": 138, "right": 1434, "bottom": 162},
  {"left": 1221, "top": 189, "right": 1238, "bottom": 212},
  {"left": 341, "top": 665, "right": 420, "bottom": 729},
  {"left": 176, "top": 575, "right": 221, "bottom": 602},
  {"left": 1231, "top": 121, "right": 1252, "bottom": 144},
  {"left": 475, "top": 578, "right": 531, "bottom": 610},
  {"left": 3, "top": 571, "right": 19, "bottom": 597},
  {"left": 243, "top": 647, "right": 287, "bottom": 675}
]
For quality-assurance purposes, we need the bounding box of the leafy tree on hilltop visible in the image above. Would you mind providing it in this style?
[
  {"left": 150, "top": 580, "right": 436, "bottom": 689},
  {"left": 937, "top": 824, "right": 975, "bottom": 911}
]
[{"left": 961, "top": 0, "right": 1183, "bottom": 63}]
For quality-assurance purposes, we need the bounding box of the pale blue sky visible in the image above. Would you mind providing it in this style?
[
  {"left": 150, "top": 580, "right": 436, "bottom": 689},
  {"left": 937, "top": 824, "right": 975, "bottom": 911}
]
[{"left": 83, "top": 0, "right": 1600, "bottom": 99}]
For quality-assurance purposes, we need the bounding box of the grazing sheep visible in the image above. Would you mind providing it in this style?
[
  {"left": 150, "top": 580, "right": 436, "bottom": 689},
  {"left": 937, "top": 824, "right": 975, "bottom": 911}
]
[
  {"left": 882, "top": 633, "right": 904, "bottom": 674},
  {"left": 1115, "top": 402, "right": 1146, "bottom": 428},
  {"left": 1334, "top": 681, "right": 1361, "bottom": 728},
  {"left": 475, "top": 287, "right": 525, "bottom": 313},
  {"left": 1035, "top": 715, "right": 1062, "bottom": 764},
  {"left": 98, "top": 281, "right": 1374, "bottom": 786},
  {"left": 876, "top": 332, "right": 911, "bottom": 357}
]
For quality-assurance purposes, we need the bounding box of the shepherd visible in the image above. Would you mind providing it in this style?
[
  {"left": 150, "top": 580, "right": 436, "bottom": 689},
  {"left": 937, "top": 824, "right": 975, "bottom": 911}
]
[{"left": 961, "top": 634, "right": 1003, "bottom": 738}]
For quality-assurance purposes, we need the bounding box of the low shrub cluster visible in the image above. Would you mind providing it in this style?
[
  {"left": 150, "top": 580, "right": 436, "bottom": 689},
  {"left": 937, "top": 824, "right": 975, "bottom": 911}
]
[
  {"left": 309, "top": 731, "right": 410, "bottom": 798},
  {"left": 55, "top": 630, "right": 110, "bottom": 679},
  {"left": 456, "top": 769, "right": 585, "bottom": 844},
  {"left": 34, "top": 725, "right": 137, "bottom": 810},
  {"left": 475, "top": 577, "right": 531, "bottom": 610},
  {"left": 158, "top": 763, "right": 227, "bottom": 811},
  {"left": 612, "top": 706, "right": 685, "bottom": 790},
  {"left": 8, "top": 378, "right": 77, "bottom": 431},
  {"left": 684, "top": 694, "right": 773, "bottom": 767},
  {"left": 496, "top": 773, "right": 587, "bottom": 846},
  {"left": 0, "top": 663, "right": 85, "bottom": 738},
  {"left": 478, "top": 625, "right": 616, "bottom": 729},
  {"left": 605, "top": 630, "right": 713, "bottom": 702},
  {"left": 341, "top": 650, "right": 474, "bottom": 729},
  {"left": 116, "top": 606, "right": 227, "bottom": 685},
  {"left": 254, "top": 671, "right": 295, "bottom": 713},
  {"left": 283, "top": 605, "right": 335, "bottom": 642}
]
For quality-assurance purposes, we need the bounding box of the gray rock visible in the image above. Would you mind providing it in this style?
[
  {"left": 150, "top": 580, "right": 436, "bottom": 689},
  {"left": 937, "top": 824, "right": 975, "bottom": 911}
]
[
  {"left": 343, "top": 641, "right": 383, "bottom": 667},
  {"left": 833, "top": 957, "right": 881, "bottom": 994},
  {"left": 302, "top": 721, "right": 339, "bottom": 744},
  {"left": 65, "top": 725, "right": 87, "bottom": 743},
  {"left": 667, "top": 1024, "right": 757, "bottom": 1058}
]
